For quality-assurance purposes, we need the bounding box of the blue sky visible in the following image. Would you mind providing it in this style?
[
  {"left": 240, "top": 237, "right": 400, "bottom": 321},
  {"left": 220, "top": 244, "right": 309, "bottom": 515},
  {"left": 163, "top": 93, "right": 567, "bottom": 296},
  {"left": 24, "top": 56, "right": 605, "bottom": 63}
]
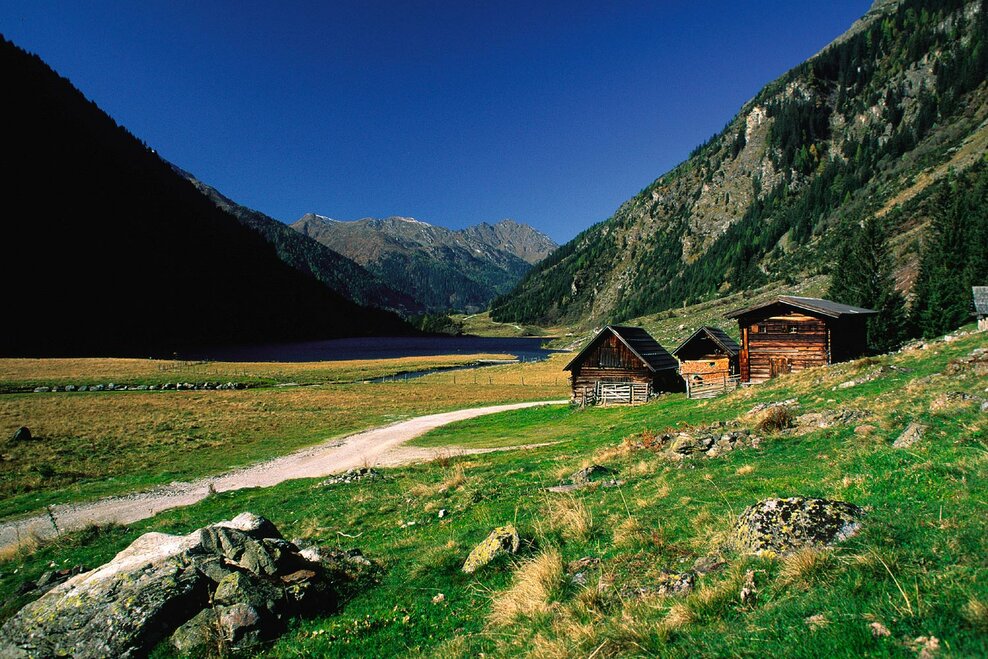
[{"left": 1, "top": 1, "right": 871, "bottom": 243}]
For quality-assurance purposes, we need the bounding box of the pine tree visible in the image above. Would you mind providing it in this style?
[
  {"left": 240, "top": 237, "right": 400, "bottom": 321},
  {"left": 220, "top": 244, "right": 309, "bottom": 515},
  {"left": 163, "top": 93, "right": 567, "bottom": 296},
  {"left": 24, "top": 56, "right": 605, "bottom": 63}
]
[
  {"left": 828, "top": 214, "right": 908, "bottom": 352},
  {"left": 911, "top": 175, "right": 975, "bottom": 338}
]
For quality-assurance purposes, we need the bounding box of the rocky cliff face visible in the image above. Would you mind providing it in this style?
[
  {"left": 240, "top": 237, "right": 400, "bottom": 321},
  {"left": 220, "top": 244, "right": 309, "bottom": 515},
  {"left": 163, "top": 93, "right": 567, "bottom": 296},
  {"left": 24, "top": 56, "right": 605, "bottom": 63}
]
[
  {"left": 292, "top": 215, "right": 557, "bottom": 313},
  {"left": 492, "top": 0, "right": 988, "bottom": 326}
]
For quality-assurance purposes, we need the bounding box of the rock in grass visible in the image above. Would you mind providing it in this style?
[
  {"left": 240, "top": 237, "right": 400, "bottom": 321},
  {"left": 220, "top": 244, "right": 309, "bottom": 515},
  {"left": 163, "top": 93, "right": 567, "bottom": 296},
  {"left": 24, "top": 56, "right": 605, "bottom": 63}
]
[
  {"left": 735, "top": 497, "right": 863, "bottom": 555},
  {"left": 462, "top": 525, "right": 520, "bottom": 574},
  {"left": 893, "top": 422, "right": 925, "bottom": 449},
  {"left": 569, "top": 464, "right": 613, "bottom": 485},
  {"left": 0, "top": 513, "right": 373, "bottom": 659},
  {"left": 9, "top": 427, "right": 31, "bottom": 443}
]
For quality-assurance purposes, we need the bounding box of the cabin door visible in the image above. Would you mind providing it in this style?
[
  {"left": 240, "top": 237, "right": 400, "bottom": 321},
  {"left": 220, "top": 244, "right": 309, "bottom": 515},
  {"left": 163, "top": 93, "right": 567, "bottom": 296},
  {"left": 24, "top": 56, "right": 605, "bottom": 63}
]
[{"left": 770, "top": 357, "right": 792, "bottom": 378}]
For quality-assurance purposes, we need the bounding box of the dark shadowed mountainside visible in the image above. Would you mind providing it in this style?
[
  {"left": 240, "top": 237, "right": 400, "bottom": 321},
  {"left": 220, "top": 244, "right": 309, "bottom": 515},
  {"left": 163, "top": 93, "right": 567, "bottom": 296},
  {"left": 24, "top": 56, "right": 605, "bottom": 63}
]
[{"left": 0, "top": 36, "right": 413, "bottom": 357}]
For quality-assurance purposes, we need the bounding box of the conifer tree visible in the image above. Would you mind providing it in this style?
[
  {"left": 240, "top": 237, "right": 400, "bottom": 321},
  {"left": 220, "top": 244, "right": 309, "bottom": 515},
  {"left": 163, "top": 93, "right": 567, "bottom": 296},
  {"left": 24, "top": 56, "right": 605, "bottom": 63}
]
[
  {"left": 911, "top": 165, "right": 988, "bottom": 337},
  {"left": 828, "top": 214, "right": 908, "bottom": 352}
]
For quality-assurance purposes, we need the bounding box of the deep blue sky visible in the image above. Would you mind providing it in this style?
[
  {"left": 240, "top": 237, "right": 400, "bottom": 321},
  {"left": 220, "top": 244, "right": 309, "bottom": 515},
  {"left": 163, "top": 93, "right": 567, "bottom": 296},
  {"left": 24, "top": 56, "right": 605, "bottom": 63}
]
[{"left": 1, "top": 1, "right": 871, "bottom": 243}]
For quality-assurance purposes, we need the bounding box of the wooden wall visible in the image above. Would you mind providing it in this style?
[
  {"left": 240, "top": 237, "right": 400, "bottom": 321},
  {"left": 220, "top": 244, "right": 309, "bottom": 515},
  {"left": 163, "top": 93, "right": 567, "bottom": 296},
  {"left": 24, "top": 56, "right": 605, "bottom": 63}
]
[
  {"left": 740, "top": 311, "right": 829, "bottom": 384},
  {"left": 569, "top": 334, "right": 657, "bottom": 404}
]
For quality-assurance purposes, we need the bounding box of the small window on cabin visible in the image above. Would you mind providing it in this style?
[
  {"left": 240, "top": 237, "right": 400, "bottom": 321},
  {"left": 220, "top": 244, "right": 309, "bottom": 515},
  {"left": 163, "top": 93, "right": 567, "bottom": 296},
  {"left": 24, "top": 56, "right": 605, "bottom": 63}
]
[{"left": 708, "top": 361, "right": 716, "bottom": 367}]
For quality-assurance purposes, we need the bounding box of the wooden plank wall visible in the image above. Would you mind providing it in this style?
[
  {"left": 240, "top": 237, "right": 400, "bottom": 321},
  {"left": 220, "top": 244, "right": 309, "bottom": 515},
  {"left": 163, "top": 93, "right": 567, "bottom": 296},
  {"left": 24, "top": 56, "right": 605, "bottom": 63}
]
[
  {"left": 744, "top": 312, "right": 828, "bottom": 383},
  {"left": 570, "top": 334, "right": 654, "bottom": 404}
]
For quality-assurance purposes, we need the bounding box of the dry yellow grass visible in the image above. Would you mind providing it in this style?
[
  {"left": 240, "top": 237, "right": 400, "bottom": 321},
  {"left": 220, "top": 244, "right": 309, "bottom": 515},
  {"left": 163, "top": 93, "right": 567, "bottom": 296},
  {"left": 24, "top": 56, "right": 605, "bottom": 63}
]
[
  {"left": 964, "top": 597, "right": 988, "bottom": 633},
  {"left": 0, "top": 353, "right": 518, "bottom": 387},
  {"left": 612, "top": 516, "right": 645, "bottom": 548},
  {"left": 489, "top": 548, "right": 565, "bottom": 625},
  {"left": 779, "top": 548, "right": 832, "bottom": 586},
  {"left": 544, "top": 496, "right": 594, "bottom": 543}
]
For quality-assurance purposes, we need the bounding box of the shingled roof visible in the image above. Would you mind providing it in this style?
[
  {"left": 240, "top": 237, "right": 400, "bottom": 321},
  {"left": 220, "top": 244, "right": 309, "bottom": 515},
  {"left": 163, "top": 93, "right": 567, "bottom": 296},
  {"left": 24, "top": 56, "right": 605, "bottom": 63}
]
[
  {"left": 564, "top": 325, "right": 677, "bottom": 372},
  {"left": 974, "top": 287, "right": 988, "bottom": 315},
  {"left": 673, "top": 326, "right": 741, "bottom": 358},
  {"left": 725, "top": 295, "right": 877, "bottom": 319}
]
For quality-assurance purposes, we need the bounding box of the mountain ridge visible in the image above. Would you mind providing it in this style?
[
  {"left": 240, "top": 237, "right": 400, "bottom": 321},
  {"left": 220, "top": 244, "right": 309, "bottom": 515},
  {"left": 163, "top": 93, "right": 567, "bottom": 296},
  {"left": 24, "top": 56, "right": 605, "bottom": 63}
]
[
  {"left": 492, "top": 0, "right": 988, "bottom": 327},
  {"left": 292, "top": 214, "right": 557, "bottom": 313},
  {"left": 177, "top": 171, "right": 423, "bottom": 315}
]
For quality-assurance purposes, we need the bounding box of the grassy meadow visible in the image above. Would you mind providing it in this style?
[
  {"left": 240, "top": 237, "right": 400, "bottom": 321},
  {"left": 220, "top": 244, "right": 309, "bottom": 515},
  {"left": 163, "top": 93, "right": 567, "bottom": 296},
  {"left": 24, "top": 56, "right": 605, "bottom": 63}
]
[
  {"left": 0, "top": 328, "right": 984, "bottom": 656},
  {"left": 0, "top": 354, "right": 569, "bottom": 519},
  {"left": 0, "top": 353, "right": 526, "bottom": 391}
]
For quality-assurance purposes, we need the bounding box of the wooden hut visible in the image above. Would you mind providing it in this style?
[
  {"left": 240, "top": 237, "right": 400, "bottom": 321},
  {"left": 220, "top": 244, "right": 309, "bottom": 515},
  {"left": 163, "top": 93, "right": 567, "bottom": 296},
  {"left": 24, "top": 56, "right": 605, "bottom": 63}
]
[
  {"left": 672, "top": 326, "right": 741, "bottom": 398},
  {"left": 564, "top": 325, "right": 681, "bottom": 405},
  {"left": 725, "top": 296, "right": 877, "bottom": 384},
  {"left": 974, "top": 286, "right": 988, "bottom": 331}
]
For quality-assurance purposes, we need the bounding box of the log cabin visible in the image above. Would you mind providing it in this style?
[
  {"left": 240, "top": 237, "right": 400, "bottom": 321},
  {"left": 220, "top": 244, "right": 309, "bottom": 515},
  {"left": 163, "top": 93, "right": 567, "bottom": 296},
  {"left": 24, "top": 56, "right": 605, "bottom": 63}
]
[
  {"left": 974, "top": 286, "right": 988, "bottom": 331},
  {"left": 564, "top": 325, "right": 681, "bottom": 405},
  {"left": 672, "top": 326, "right": 741, "bottom": 398},
  {"left": 725, "top": 296, "right": 877, "bottom": 384}
]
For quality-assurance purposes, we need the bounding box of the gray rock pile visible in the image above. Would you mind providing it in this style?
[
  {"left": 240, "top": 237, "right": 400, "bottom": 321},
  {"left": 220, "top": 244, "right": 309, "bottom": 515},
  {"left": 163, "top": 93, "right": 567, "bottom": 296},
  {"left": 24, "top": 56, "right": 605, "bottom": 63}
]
[
  {"left": 547, "top": 465, "right": 623, "bottom": 493},
  {"left": 735, "top": 497, "right": 863, "bottom": 555},
  {"left": 320, "top": 467, "right": 382, "bottom": 486},
  {"left": 0, "top": 513, "right": 376, "bottom": 658},
  {"left": 27, "top": 381, "right": 250, "bottom": 394},
  {"left": 626, "top": 423, "right": 759, "bottom": 459}
]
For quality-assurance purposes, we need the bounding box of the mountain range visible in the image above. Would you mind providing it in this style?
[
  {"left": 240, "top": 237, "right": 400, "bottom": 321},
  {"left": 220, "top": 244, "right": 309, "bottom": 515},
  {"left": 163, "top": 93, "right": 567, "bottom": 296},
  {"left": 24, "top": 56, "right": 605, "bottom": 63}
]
[
  {"left": 492, "top": 0, "right": 988, "bottom": 327},
  {"left": 291, "top": 215, "right": 556, "bottom": 313}
]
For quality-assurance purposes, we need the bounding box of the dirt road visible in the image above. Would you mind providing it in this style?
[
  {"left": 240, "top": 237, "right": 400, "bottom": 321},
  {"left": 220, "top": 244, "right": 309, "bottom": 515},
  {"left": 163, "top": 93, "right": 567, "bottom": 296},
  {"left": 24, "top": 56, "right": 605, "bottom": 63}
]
[{"left": 0, "top": 399, "right": 566, "bottom": 553}]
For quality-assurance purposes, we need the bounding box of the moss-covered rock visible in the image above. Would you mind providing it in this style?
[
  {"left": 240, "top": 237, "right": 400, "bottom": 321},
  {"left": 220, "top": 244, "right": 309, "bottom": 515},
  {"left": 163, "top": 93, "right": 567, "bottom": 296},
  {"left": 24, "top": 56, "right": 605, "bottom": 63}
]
[
  {"left": 462, "top": 525, "right": 520, "bottom": 574},
  {"left": 735, "top": 497, "right": 863, "bottom": 555}
]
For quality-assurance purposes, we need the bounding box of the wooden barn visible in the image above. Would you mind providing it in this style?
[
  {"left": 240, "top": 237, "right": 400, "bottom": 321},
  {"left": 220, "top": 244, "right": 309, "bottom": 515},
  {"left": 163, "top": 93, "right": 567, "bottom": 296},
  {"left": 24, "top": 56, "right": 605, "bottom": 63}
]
[
  {"left": 725, "top": 296, "right": 877, "bottom": 384},
  {"left": 974, "top": 286, "right": 988, "bottom": 331},
  {"left": 564, "top": 325, "right": 681, "bottom": 405},
  {"left": 672, "top": 326, "right": 741, "bottom": 398}
]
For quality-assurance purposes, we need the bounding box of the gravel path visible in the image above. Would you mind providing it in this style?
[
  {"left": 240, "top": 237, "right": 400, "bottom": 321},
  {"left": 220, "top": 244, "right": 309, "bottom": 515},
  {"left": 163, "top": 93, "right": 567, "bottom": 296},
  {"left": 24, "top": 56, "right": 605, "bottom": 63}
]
[{"left": 0, "top": 399, "right": 567, "bottom": 553}]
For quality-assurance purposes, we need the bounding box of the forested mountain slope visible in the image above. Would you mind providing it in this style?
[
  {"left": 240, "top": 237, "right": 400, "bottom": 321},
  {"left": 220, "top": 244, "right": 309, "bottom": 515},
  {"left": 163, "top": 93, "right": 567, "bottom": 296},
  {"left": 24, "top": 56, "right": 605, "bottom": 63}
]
[
  {"left": 0, "top": 37, "right": 412, "bottom": 356},
  {"left": 492, "top": 0, "right": 988, "bottom": 328}
]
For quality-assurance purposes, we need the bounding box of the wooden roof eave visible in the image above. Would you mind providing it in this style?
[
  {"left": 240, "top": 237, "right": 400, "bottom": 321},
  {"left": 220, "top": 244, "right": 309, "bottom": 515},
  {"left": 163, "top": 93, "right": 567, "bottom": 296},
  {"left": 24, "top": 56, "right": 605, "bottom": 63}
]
[{"left": 564, "top": 326, "right": 667, "bottom": 373}]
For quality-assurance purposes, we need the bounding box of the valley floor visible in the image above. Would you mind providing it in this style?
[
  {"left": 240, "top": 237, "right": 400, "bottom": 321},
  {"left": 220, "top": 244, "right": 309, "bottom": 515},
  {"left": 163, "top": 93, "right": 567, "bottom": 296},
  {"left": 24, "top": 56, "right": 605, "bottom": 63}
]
[{"left": 0, "top": 328, "right": 984, "bottom": 657}]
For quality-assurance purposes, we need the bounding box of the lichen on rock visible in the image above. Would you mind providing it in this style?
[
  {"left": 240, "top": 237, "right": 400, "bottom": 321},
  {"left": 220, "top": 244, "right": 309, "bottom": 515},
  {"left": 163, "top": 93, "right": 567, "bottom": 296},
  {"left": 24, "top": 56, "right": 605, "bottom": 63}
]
[
  {"left": 0, "top": 513, "right": 376, "bottom": 659},
  {"left": 734, "top": 497, "right": 863, "bottom": 555},
  {"left": 462, "top": 525, "right": 521, "bottom": 574}
]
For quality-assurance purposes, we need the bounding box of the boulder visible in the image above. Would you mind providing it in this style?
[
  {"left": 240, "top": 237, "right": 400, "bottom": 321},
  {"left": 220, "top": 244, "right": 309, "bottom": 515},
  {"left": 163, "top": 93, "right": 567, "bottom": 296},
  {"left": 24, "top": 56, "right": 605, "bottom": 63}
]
[
  {"left": 735, "top": 497, "right": 863, "bottom": 555},
  {"left": 893, "top": 422, "right": 924, "bottom": 449},
  {"left": 0, "top": 514, "right": 373, "bottom": 659},
  {"left": 9, "top": 427, "right": 31, "bottom": 443},
  {"left": 462, "top": 525, "right": 520, "bottom": 574},
  {"left": 569, "top": 464, "right": 613, "bottom": 485}
]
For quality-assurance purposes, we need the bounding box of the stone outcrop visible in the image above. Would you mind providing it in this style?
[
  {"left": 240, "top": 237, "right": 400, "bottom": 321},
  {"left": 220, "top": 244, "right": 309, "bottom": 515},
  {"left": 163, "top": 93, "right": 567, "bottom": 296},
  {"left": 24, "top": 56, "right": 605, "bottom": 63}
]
[
  {"left": 547, "top": 465, "right": 623, "bottom": 493},
  {"left": 735, "top": 497, "right": 863, "bottom": 555},
  {"left": 462, "top": 525, "right": 520, "bottom": 574},
  {"left": 893, "top": 422, "right": 925, "bottom": 449},
  {"left": 0, "top": 513, "right": 376, "bottom": 658}
]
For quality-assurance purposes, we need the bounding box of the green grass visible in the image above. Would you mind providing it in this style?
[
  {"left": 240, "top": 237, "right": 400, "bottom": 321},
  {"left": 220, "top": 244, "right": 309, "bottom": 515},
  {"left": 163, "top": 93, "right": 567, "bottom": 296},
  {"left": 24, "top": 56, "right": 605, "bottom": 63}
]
[{"left": 1, "top": 329, "right": 985, "bottom": 657}]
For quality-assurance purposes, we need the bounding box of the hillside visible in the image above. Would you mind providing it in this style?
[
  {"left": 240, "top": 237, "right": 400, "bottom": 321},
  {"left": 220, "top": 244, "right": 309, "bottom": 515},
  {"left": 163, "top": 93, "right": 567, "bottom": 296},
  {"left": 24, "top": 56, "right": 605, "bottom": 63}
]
[
  {"left": 292, "top": 214, "right": 556, "bottom": 313},
  {"left": 1, "top": 326, "right": 984, "bottom": 656},
  {"left": 492, "top": 0, "right": 988, "bottom": 327},
  {"left": 179, "top": 171, "right": 423, "bottom": 315},
  {"left": 0, "top": 36, "right": 412, "bottom": 357}
]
